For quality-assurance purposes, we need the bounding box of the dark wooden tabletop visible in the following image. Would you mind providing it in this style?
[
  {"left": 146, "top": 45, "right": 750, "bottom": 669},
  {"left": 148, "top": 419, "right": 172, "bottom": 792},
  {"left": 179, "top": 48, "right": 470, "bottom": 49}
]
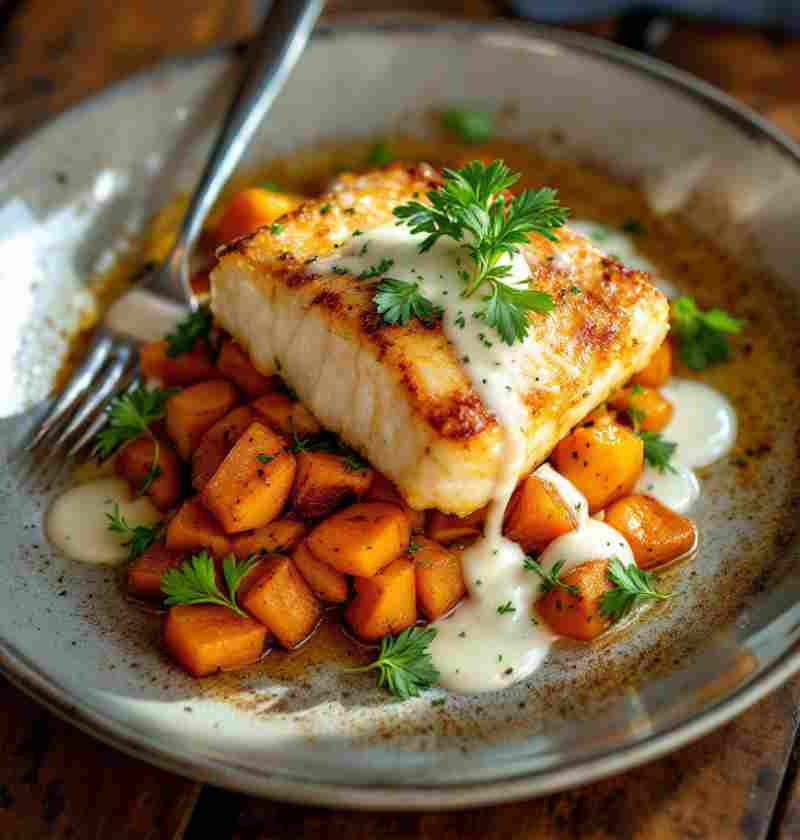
[{"left": 3, "top": 2, "right": 800, "bottom": 838}]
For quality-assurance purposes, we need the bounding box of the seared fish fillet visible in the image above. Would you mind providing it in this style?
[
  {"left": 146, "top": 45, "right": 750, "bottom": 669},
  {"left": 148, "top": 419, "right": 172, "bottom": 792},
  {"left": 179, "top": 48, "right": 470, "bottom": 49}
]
[{"left": 211, "top": 165, "right": 669, "bottom": 516}]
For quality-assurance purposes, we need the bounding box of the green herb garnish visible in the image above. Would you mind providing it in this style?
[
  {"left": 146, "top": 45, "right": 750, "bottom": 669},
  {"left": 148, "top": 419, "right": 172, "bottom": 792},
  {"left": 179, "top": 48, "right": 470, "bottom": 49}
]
[
  {"left": 270, "top": 222, "right": 284, "bottom": 235},
  {"left": 358, "top": 257, "right": 394, "bottom": 280},
  {"left": 374, "top": 278, "right": 441, "bottom": 327},
  {"left": 394, "top": 160, "right": 564, "bottom": 344},
  {"left": 599, "top": 558, "right": 671, "bottom": 622},
  {"left": 165, "top": 305, "right": 213, "bottom": 358},
  {"left": 523, "top": 557, "right": 579, "bottom": 596},
  {"left": 161, "top": 551, "right": 259, "bottom": 618},
  {"left": 639, "top": 430, "right": 678, "bottom": 473},
  {"left": 366, "top": 141, "right": 397, "bottom": 166},
  {"left": 106, "top": 503, "right": 163, "bottom": 562},
  {"left": 497, "top": 601, "right": 516, "bottom": 615},
  {"left": 257, "top": 453, "right": 274, "bottom": 464},
  {"left": 344, "top": 627, "right": 439, "bottom": 699},
  {"left": 442, "top": 108, "right": 494, "bottom": 144},
  {"left": 670, "top": 296, "right": 744, "bottom": 371}
]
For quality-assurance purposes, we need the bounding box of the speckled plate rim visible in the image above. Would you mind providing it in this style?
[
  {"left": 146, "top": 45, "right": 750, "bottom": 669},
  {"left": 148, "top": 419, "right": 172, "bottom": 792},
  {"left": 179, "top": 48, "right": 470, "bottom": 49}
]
[{"left": 2, "top": 17, "right": 800, "bottom": 810}]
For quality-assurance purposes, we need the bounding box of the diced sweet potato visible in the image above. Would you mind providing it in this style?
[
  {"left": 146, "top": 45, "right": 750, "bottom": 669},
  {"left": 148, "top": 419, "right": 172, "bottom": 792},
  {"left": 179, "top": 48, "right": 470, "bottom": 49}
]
[
  {"left": 163, "top": 604, "right": 268, "bottom": 677},
  {"left": 216, "top": 339, "right": 279, "bottom": 398},
  {"left": 250, "top": 391, "right": 322, "bottom": 439},
  {"left": 293, "top": 541, "right": 349, "bottom": 603},
  {"left": 536, "top": 559, "right": 613, "bottom": 641},
  {"left": 230, "top": 518, "right": 307, "bottom": 558},
  {"left": 306, "top": 501, "right": 410, "bottom": 577},
  {"left": 166, "top": 380, "right": 240, "bottom": 460},
  {"left": 140, "top": 340, "right": 217, "bottom": 386},
  {"left": 365, "top": 473, "right": 425, "bottom": 532},
  {"left": 346, "top": 558, "right": 417, "bottom": 642},
  {"left": 609, "top": 386, "right": 673, "bottom": 433},
  {"left": 426, "top": 507, "right": 487, "bottom": 545},
  {"left": 115, "top": 435, "right": 182, "bottom": 511},
  {"left": 632, "top": 340, "right": 672, "bottom": 388},
  {"left": 503, "top": 474, "right": 578, "bottom": 553},
  {"left": 212, "top": 188, "right": 302, "bottom": 247},
  {"left": 191, "top": 406, "right": 255, "bottom": 491},
  {"left": 239, "top": 555, "right": 321, "bottom": 648},
  {"left": 292, "top": 451, "right": 373, "bottom": 519},
  {"left": 552, "top": 421, "right": 644, "bottom": 513},
  {"left": 127, "top": 545, "right": 184, "bottom": 600},
  {"left": 412, "top": 536, "right": 465, "bottom": 620},
  {"left": 201, "top": 422, "right": 296, "bottom": 533},
  {"left": 166, "top": 497, "right": 231, "bottom": 556},
  {"left": 604, "top": 494, "right": 697, "bottom": 569}
]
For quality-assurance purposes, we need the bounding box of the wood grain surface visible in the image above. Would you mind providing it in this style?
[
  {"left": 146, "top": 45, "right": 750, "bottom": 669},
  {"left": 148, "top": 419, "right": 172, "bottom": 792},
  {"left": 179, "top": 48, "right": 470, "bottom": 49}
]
[{"left": 2, "top": 1, "right": 800, "bottom": 838}]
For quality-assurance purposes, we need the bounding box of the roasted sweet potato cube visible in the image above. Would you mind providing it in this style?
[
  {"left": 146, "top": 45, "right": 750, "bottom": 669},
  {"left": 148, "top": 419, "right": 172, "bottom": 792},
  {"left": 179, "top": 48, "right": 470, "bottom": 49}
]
[
  {"left": 609, "top": 386, "right": 673, "bottom": 433},
  {"left": 346, "top": 558, "right": 417, "bottom": 642},
  {"left": 605, "top": 494, "right": 697, "bottom": 569},
  {"left": 306, "top": 501, "right": 410, "bottom": 577},
  {"left": 216, "top": 339, "right": 279, "bottom": 398},
  {"left": 230, "top": 518, "right": 307, "bottom": 559},
  {"left": 127, "top": 544, "right": 184, "bottom": 600},
  {"left": 140, "top": 340, "right": 217, "bottom": 386},
  {"left": 201, "top": 422, "right": 296, "bottom": 533},
  {"left": 292, "top": 451, "right": 373, "bottom": 519},
  {"left": 163, "top": 604, "right": 268, "bottom": 677},
  {"left": 413, "top": 536, "right": 465, "bottom": 620},
  {"left": 426, "top": 507, "right": 487, "bottom": 545},
  {"left": 503, "top": 474, "right": 578, "bottom": 553},
  {"left": 632, "top": 340, "right": 672, "bottom": 388},
  {"left": 365, "top": 472, "right": 425, "bottom": 532},
  {"left": 552, "top": 421, "right": 644, "bottom": 513},
  {"left": 166, "top": 497, "right": 231, "bottom": 556},
  {"left": 115, "top": 435, "right": 182, "bottom": 511},
  {"left": 292, "top": 541, "right": 349, "bottom": 603},
  {"left": 239, "top": 555, "right": 321, "bottom": 648},
  {"left": 536, "top": 559, "right": 613, "bottom": 641},
  {"left": 166, "top": 380, "right": 239, "bottom": 460},
  {"left": 212, "top": 188, "right": 302, "bottom": 247},
  {"left": 250, "top": 391, "right": 322, "bottom": 439},
  {"left": 191, "top": 406, "right": 255, "bottom": 491}
]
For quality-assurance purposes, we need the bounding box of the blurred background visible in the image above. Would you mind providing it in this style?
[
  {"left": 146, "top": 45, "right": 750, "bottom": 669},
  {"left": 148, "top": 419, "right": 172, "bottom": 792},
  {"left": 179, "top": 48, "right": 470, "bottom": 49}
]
[{"left": 1, "top": 0, "right": 799, "bottom": 151}]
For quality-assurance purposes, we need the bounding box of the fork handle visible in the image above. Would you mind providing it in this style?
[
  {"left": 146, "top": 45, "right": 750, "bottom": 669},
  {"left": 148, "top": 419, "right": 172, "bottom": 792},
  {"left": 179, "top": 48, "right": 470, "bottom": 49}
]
[{"left": 152, "top": 0, "right": 325, "bottom": 304}]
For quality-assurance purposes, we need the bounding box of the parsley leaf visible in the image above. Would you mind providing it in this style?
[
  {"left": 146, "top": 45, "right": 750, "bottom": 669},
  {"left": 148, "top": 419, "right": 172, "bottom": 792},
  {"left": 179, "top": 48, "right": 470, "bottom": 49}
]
[
  {"left": 165, "top": 305, "right": 213, "bottom": 358},
  {"left": 394, "top": 160, "right": 566, "bottom": 344},
  {"left": 523, "top": 557, "right": 579, "bottom": 596},
  {"left": 161, "top": 551, "right": 259, "bottom": 618},
  {"left": 442, "top": 108, "right": 494, "bottom": 144},
  {"left": 366, "top": 141, "right": 396, "bottom": 166},
  {"left": 599, "top": 558, "right": 671, "bottom": 622},
  {"left": 639, "top": 430, "right": 678, "bottom": 473},
  {"left": 93, "top": 385, "right": 174, "bottom": 460},
  {"left": 497, "top": 601, "right": 516, "bottom": 615},
  {"left": 106, "top": 503, "right": 163, "bottom": 562},
  {"left": 374, "top": 278, "right": 439, "bottom": 326},
  {"left": 670, "top": 296, "right": 744, "bottom": 370},
  {"left": 358, "top": 257, "right": 394, "bottom": 280},
  {"left": 344, "top": 626, "right": 439, "bottom": 699}
]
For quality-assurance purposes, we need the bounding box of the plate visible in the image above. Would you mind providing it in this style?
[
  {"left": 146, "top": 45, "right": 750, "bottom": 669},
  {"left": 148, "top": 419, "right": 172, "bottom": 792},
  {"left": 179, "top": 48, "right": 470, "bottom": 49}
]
[{"left": 2, "top": 20, "right": 800, "bottom": 810}]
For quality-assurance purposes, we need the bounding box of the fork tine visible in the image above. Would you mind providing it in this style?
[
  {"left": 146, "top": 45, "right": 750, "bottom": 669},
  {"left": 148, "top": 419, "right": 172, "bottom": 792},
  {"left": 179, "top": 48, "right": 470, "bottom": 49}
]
[
  {"left": 26, "top": 330, "right": 115, "bottom": 451},
  {"left": 68, "top": 369, "right": 142, "bottom": 458},
  {"left": 54, "top": 346, "right": 135, "bottom": 449}
]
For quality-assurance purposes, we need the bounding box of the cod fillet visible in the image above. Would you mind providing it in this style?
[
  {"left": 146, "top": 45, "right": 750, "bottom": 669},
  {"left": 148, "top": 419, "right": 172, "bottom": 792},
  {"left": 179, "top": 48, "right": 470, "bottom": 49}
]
[{"left": 211, "top": 164, "right": 669, "bottom": 516}]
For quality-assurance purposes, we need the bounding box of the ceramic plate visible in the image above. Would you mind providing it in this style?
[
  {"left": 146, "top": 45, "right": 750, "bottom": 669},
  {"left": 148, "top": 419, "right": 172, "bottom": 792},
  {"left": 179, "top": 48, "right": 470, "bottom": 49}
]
[{"left": 2, "top": 20, "right": 800, "bottom": 809}]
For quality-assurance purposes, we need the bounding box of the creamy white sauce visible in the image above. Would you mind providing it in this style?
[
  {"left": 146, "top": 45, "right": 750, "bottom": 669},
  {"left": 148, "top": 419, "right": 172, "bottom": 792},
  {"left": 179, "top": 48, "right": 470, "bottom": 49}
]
[
  {"left": 319, "top": 227, "right": 637, "bottom": 693},
  {"left": 569, "top": 220, "right": 679, "bottom": 299},
  {"left": 105, "top": 288, "right": 187, "bottom": 342},
  {"left": 634, "top": 377, "right": 736, "bottom": 512},
  {"left": 47, "top": 477, "right": 160, "bottom": 566}
]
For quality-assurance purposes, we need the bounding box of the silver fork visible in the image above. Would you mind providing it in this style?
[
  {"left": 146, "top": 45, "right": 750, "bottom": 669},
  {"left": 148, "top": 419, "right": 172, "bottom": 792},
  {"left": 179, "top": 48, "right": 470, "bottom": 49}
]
[{"left": 22, "top": 0, "right": 323, "bottom": 480}]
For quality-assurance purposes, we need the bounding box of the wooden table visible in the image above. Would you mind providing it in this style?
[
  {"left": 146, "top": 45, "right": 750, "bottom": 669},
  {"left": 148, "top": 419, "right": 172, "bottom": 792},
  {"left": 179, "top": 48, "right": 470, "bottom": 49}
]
[{"left": 3, "top": 2, "right": 800, "bottom": 838}]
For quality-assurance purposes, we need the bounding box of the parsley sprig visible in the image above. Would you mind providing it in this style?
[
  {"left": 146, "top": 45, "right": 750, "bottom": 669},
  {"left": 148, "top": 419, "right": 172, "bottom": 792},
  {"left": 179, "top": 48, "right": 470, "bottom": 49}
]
[
  {"left": 599, "top": 558, "right": 671, "bottom": 622},
  {"left": 524, "top": 557, "right": 579, "bottom": 596},
  {"left": 161, "top": 551, "right": 259, "bottom": 618},
  {"left": 93, "top": 385, "right": 174, "bottom": 493},
  {"left": 442, "top": 108, "right": 494, "bottom": 144},
  {"left": 374, "top": 278, "right": 441, "bottom": 327},
  {"left": 670, "top": 296, "right": 744, "bottom": 370},
  {"left": 344, "top": 627, "right": 439, "bottom": 699},
  {"left": 106, "top": 503, "right": 163, "bottom": 562},
  {"left": 165, "top": 305, "right": 213, "bottom": 358},
  {"left": 640, "top": 431, "right": 677, "bottom": 473},
  {"left": 393, "top": 161, "right": 564, "bottom": 344}
]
